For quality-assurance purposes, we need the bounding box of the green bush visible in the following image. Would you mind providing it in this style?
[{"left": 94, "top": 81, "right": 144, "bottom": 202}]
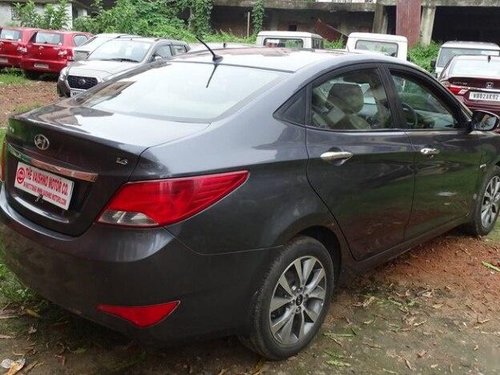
[
  {"left": 325, "top": 38, "right": 346, "bottom": 50},
  {"left": 408, "top": 42, "right": 440, "bottom": 72},
  {"left": 14, "top": 0, "right": 69, "bottom": 29}
]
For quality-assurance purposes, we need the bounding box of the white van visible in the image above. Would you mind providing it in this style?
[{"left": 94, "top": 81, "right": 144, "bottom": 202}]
[
  {"left": 346, "top": 32, "right": 408, "bottom": 61},
  {"left": 433, "top": 41, "right": 500, "bottom": 77},
  {"left": 256, "top": 31, "right": 324, "bottom": 49}
]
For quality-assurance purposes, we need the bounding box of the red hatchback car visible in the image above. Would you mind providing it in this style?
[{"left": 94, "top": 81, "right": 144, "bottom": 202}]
[
  {"left": 0, "top": 27, "right": 39, "bottom": 69},
  {"left": 440, "top": 54, "right": 500, "bottom": 115},
  {"left": 20, "top": 30, "right": 91, "bottom": 78}
]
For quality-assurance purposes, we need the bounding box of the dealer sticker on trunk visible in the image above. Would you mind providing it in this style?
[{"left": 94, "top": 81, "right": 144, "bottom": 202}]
[{"left": 14, "top": 162, "right": 74, "bottom": 210}]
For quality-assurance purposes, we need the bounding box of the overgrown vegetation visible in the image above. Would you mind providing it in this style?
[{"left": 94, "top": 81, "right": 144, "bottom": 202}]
[
  {"left": 14, "top": 0, "right": 69, "bottom": 30},
  {"left": 73, "top": 0, "right": 218, "bottom": 41},
  {"left": 325, "top": 38, "right": 346, "bottom": 49},
  {"left": 252, "top": 0, "right": 265, "bottom": 35},
  {"left": 408, "top": 41, "right": 440, "bottom": 72}
]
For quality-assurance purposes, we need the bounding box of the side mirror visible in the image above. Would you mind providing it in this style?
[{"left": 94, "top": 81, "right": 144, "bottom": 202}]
[
  {"left": 153, "top": 55, "right": 163, "bottom": 62},
  {"left": 430, "top": 59, "right": 436, "bottom": 69},
  {"left": 471, "top": 110, "right": 500, "bottom": 131}
]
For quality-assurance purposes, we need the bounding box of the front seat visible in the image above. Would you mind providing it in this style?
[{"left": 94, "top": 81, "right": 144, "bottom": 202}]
[{"left": 325, "top": 83, "right": 371, "bottom": 130}]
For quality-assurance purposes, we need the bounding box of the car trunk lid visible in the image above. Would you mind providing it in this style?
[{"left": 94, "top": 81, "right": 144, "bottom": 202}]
[{"left": 3, "top": 103, "right": 208, "bottom": 236}]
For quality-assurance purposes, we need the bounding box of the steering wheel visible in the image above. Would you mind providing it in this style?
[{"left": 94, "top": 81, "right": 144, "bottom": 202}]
[{"left": 401, "top": 103, "right": 418, "bottom": 128}]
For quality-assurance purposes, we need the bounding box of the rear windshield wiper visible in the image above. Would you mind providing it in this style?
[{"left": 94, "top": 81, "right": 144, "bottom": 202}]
[{"left": 103, "top": 58, "right": 140, "bottom": 63}]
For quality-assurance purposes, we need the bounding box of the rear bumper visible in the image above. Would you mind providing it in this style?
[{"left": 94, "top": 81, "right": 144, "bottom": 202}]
[
  {"left": 20, "top": 58, "right": 67, "bottom": 73},
  {"left": 0, "top": 185, "right": 281, "bottom": 342},
  {"left": 0, "top": 55, "right": 21, "bottom": 68}
]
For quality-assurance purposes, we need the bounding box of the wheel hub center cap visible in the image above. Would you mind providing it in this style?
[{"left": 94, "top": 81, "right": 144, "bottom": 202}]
[{"left": 296, "top": 295, "right": 304, "bottom": 306}]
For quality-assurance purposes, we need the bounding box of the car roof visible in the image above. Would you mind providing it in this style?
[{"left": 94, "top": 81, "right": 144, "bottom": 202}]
[
  {"left": 348, "top": 32, "right": 408, "bottom": 42},
  {"left": 451, "top": 54, "right": 500, "bottom": 61},
  {"left": 175, "top": 47, "right": 408, "bottom": 73},
  {"left": 115, "top": 36, "right": 188, "bottom": 45},
  {"left": 257, "top": 31, "right": 323, "bottom": 39},
  {"left": 441, "top": 41, "right": 500, "bottom": 49}
]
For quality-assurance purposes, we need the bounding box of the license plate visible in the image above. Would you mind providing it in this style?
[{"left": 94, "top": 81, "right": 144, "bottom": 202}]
[
  {"left": 469, "top": 92, "right": 500, "bottom": 101},
  {"left": 34, "top": 63, "right": 48, "bottom": 69},
  {"left": 70, "top": 89, "right": 83, "bottom": 97},
  {"left": 14, "top": 162, "right": 74, "bottom": 210},
  {"left": 0, "top": 58, "right": 8, "bottom": 64}
]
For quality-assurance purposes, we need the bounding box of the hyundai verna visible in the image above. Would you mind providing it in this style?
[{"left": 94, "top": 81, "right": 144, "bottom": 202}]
[
  {"left": 1, "top": 48, "right": 500, "bottom": 360},
  {"left": 440, "top": 54, "right": 500, "bottom": 116}
]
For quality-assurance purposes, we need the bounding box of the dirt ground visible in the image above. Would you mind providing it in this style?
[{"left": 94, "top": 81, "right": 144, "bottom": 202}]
[
  {"left": 0, "top": 77, "right": 58, "bottom": 126},
  {"left": 0, "top": 80, "right": 499, "bottom": 375}
]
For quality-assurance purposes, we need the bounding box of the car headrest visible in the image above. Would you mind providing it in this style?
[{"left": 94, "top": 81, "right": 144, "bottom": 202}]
[{"left": 328, "top": 83, "right": 364, "bottom": 114}]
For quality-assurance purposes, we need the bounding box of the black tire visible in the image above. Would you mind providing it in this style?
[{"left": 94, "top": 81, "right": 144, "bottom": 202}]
[
  {"left": 464, "top": 165, "right": 500, "bottom": 236},
  {"left": 241, "top": 236, "right": 334, "bottom": 360},
  {"left": 24, "top": 70, "right": 41, "bottom": 80}
]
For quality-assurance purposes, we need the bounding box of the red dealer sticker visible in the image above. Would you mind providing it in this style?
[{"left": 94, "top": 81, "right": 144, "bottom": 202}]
[{"left": 14, "top": 161, "right": 74, "bottom": 210}]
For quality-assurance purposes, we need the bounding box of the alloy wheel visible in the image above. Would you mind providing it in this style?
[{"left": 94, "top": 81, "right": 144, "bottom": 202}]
[
  {"left": 268, "top": 256, "right": 327, "bottom": 346},
  {"left": 481, "top": 175, "right": 500, "bottom": 228}
]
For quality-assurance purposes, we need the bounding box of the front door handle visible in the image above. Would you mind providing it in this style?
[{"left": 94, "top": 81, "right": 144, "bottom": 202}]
[
  {"left": 320, "top": 151, "right": 353, "bottom": 163},
  {"left": 420, "top": 147, "right": 440, "bottom": 156}
]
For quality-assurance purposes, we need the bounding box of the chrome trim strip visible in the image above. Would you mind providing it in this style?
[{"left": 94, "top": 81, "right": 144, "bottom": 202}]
[{"left": 8, "top": 144, "right": 98, "bottom": 182}]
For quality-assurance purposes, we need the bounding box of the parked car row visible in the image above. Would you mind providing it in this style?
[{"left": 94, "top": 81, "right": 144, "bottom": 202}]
[{"left": 0, "top": 26, "right": 92, "bottom": 78}]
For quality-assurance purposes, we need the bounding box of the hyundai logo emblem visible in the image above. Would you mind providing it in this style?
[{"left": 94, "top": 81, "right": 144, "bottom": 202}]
[
  {"left": 34, "top": 134, "right": 50, "bottom": 151},
  {"left": 78, "top": 78, "right": 86, "bottom": 86},
  {"left": 486, "top": 82, "right": 494, "bottom": 89}
]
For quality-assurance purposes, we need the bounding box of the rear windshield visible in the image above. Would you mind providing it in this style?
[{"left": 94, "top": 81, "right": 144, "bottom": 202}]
[
  {"left": 450, "top": 58, "right": 500, "bottom": 76},
  {"left": 264, "top": 38, "right": 304, "bottom": 48},
  {"left": 437, "top": 47, "right": 500, "bottom": 67},
  {"left": 0, "top": 29, "right": 22, "bottom": 41},
  {"left": 355, "top": 40, "right": 398, "bottom": 57},
  {"left": 79, "top": 62, "right": 286, "bottom": 121},
  {"left": 34, "top": 32, "right": 62, "bottom": 45}
]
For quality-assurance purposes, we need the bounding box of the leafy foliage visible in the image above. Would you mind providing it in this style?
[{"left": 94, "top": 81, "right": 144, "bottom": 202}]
[
  {"left": 14, "top": 0, "right": 70, "bottom": 29},
  {"left": 408, "top": 42, "right": 440, "bottom": 72},
  {"left": 252, "top": 0, "right": 265, "bottom": 35},
  {"left": 74, "top": 0, "right": 215, "bottom": 40},
  {"left": 325, "top": 38, "right": 346, "bottom": 49}
]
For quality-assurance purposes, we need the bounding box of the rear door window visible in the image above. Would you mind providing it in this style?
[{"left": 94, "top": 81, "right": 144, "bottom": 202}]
[
  {"left": 171, "top": 45, "right": 187, "bottom": 55},
  {"left": 73, "top": 34, "right": 89, "bottom": 47},
  {"left": 0, "top": 29, "right": 21, "bottom": 41},
  {"left": 34, "top": 32, "right": 62, "bottom": 45}
]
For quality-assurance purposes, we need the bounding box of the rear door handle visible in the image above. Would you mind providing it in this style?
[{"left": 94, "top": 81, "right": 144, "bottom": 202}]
[
  {"left": 320, "top": 151, "right": 353, "bottom": 163},
  {"left": 420, "top": 147, "right": 440, "bottom": 156}
]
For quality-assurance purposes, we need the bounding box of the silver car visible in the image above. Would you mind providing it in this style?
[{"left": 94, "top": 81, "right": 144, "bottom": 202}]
[
  {"left": 57, "top": 37, "right": 190, "bottom": 97},
  {"left": 71, "top": 33, "right": 138, "bottom": 62}
]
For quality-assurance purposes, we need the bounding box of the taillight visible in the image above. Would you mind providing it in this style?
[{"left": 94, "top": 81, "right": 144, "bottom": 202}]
[
  {"left": 57, "top": 48, "right": 72, "bottom": 59},
  {"left": 97, "top": 170, "right": 249, "bottom": 227},
  {"left": 0, "top": 141, "right": 6, "bottom": 183},
  {"left": 444, "top": 82, "right": 468, "bottom": 96},
  {"left": 97, "top": 301, "right": 180, "bottom": 328}
]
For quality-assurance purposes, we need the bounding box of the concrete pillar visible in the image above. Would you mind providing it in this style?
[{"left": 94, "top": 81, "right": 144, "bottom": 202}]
[
  {"left": 420, "top": 5, "right": 436, "bottom": 46},
  {"left": 372, "top": 4, "right": 388, "bottom": 34}
]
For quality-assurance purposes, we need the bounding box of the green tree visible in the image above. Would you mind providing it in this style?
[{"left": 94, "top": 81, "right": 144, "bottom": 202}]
[
  {"left": 15, "top": 0, "right": 69, "bottom": 29},
  {"left": 252, "top": 0, "right": 264, "bottom": 35}
]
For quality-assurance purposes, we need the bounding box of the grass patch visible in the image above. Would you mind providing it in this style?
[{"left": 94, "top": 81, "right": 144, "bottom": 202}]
[
  {"left": 0, "top": 69, "right": 29, "bottom": 86},
  {"left": 0, "top": 263, "right": 37, "bottom": 305},
  {"left": 11, "top": 102, "right": 44, "bottom": 115}
]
